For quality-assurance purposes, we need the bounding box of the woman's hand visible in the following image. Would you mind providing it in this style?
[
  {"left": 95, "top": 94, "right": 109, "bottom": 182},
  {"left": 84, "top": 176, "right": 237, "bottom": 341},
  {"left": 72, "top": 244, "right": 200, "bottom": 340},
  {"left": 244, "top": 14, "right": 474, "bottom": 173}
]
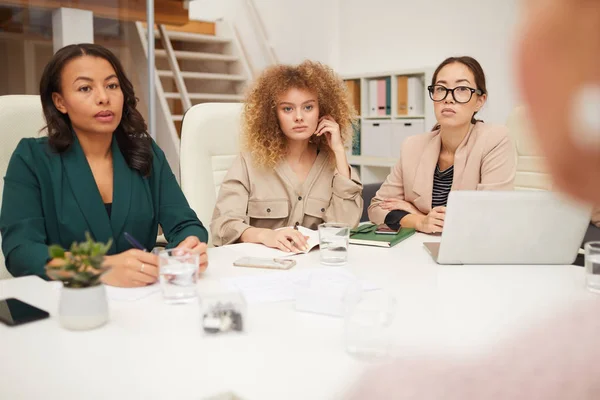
[
  {"left": 315, "top": 115, "right": 344, "bottom": 153},
  {"left": 258, "top": 228, "right": 310, "bottom": 253},
  {"left": 315, "top": 115, "right": 351, "bottom": 178},
  {"left": 176, "top": 236, "right": 209, "bottom": 273},
  {"left": 416, "top": 206, "right": 446, "bottom": 234},
  {"left": 101, "top": 249, "right": 159, "bottom": 287}
]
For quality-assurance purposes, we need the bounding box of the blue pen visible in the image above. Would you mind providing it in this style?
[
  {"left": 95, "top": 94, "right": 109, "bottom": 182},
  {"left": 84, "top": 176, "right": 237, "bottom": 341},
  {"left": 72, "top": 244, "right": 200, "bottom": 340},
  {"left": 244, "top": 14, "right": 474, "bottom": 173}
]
[{"left": 124, "top": 232, "right": 147, "bottom": 252}]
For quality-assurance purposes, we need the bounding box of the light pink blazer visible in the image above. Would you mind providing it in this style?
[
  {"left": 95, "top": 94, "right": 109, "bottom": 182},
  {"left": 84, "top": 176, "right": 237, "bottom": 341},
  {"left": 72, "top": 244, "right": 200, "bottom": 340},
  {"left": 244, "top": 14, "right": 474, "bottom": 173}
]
[{"left": 368, "top": 122, "right": 517, "bottom": 224}]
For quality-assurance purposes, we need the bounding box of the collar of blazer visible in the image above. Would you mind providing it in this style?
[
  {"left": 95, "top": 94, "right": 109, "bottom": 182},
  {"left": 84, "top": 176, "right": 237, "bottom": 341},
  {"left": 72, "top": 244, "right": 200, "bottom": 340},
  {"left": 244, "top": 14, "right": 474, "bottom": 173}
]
[
  {"left": 61, "top": 132, "right": 134, "bottom": 247},
  {"left": 411, "top": 123, "right": 477, "bottom": 213}
]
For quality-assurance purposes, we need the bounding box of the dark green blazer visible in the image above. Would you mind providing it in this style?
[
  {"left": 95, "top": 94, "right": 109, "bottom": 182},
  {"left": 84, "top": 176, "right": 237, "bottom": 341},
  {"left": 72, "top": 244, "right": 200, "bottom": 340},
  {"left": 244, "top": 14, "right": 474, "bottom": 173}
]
[{"left": 0, "top": 134, "right": 208, "bottom": 278}]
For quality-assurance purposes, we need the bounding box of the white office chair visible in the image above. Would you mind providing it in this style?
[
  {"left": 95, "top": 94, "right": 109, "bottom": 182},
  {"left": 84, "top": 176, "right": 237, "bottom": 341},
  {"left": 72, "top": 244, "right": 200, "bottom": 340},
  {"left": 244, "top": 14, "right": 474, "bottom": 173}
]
[
  {"left": 0, "top": 95, "right": 47, "bottom": 279},
  {"left": 179, "top": 103, "right": 243, "bottom": 247},
  {"left": 505, "top": 106, "right": 553, "bottom": 191}
]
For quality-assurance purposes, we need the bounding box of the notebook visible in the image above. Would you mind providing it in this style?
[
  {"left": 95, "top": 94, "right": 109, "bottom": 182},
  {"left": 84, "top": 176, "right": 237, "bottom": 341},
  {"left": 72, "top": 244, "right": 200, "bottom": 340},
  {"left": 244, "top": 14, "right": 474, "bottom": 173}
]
[
  {"left": 273, "top": 225, "right": 320, "bottom": 255},
  {"left": 350, "top": 224, "right": 415, "bottom": 248}
]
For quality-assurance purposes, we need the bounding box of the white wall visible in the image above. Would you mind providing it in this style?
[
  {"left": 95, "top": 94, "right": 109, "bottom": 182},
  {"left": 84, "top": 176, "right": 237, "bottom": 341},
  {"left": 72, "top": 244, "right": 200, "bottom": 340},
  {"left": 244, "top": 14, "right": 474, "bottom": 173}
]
[
  {"left": 190, "top": 0, "right": 521, "bottom": 124},
  {"left": 189, "top": 0, "right": 339, "bottom": 76},
  {"left": 338, "top": 0, "right": 521, "bottom": 124}
]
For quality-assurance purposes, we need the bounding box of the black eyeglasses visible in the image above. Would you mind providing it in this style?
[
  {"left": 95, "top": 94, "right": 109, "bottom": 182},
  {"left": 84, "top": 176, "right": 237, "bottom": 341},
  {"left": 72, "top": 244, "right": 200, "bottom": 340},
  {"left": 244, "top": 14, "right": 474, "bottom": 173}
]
[{"left": 427, "top": 85, "right": 484, "bottom": 104}]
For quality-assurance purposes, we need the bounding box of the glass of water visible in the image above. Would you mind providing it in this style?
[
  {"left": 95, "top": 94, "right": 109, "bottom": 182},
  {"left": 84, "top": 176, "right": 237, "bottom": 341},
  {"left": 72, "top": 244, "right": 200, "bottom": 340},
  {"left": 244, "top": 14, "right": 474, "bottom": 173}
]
[
  {"left": 585, "top": 241, "right": 600, "bottom": 294},
  {"left": 344, "top": 290, "right": 396, "bottom": 359},
  {"left": 318, "top": 223, "right": 350, "bottom": 266},
  {"left": 157, "top": 248, "right": 199, "bottom": 304}
]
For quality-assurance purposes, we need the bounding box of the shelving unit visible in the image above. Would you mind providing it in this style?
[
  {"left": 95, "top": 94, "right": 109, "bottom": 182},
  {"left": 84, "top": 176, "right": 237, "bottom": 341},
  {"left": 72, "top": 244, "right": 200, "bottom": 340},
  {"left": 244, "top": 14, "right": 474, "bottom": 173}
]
[{"left": 344, "top": 68, "right": 435, "bottom": 184}]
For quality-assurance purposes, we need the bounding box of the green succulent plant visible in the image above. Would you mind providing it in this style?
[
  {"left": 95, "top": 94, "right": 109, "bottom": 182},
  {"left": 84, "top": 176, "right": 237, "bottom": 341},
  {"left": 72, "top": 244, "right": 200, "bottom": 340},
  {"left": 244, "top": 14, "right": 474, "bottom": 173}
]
[{"left": 46, "top": 233, "right": 112, "bottom": 288}]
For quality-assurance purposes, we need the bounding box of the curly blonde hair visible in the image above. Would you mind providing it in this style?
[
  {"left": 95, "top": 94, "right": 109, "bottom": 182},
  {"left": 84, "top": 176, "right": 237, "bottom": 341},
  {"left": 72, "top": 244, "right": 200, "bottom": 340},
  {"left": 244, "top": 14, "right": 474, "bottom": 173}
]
[{"left": 242, "top": 60, "right": 357, "bottom": 168}]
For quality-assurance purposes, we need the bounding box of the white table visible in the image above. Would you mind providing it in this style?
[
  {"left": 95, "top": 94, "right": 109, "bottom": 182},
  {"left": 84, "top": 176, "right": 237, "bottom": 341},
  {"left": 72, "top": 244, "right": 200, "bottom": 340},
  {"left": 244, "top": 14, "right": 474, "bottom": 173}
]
[{"left": 0, "top": 233, "right": 591, "bottom": 400}]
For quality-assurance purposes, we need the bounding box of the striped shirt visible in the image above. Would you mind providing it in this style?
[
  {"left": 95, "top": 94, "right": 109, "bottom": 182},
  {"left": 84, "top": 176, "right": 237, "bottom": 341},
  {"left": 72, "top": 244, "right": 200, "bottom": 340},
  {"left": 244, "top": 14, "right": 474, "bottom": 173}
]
[
  {"left": 432, "top": 164, "right": 454, "bottom": 208},
  {"left": 384, "top": 164, "right": 455, "bottom": 230}
]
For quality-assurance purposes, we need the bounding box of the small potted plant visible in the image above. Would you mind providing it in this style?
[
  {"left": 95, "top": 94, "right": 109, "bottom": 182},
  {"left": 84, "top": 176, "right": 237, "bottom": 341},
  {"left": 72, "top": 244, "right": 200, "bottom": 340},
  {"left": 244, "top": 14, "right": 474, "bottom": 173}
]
[{"left": 46, "top": 233, "right": 112, "bottom": 330}]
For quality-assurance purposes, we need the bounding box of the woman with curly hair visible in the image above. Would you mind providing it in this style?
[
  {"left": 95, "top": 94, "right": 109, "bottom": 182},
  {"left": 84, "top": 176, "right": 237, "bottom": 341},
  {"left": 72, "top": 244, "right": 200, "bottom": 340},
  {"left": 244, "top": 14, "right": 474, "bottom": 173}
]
[
  {"left": 210, "top": 60, "right": 363, "bottom": 251},
  {"left": 0, "top": 44, "right": 208, "bottom": 286}
]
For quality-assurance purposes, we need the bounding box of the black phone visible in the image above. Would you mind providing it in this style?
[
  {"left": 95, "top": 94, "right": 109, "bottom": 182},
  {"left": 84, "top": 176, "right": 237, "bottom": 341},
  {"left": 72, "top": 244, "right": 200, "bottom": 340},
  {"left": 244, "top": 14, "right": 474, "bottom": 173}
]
[
  {"left": 0, "top": 298, "right": 50, "bottom": 326},
  {"left": 375, "top": 223, "right": 401, "bottom": 235}
]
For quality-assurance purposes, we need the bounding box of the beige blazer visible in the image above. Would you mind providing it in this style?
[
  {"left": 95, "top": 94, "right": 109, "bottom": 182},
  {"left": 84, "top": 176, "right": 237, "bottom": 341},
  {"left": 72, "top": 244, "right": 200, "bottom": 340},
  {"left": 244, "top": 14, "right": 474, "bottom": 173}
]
[
  {"left": 211, "top": 151, "right": 363, "bottom": 246},
  {"left": 368, "top": 122, "right": 517, "bottom": 224}
]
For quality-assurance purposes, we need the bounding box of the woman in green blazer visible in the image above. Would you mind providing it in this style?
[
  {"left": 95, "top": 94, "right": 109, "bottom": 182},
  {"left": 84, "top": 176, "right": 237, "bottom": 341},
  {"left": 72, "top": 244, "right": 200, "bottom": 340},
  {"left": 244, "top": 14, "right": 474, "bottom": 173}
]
[{"left": 0, "top": 44, "right": 208, "bottom": 287}]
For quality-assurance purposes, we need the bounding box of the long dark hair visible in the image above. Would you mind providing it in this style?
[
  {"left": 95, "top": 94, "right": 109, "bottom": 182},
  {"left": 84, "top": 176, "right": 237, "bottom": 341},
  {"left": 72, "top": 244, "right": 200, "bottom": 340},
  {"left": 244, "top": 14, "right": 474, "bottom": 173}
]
[
  {"left": 430, "top": 56, "right": 487, "bottom": 131},
  {"left": 39, "top": 43, "right": 153, "bottom": 176}
]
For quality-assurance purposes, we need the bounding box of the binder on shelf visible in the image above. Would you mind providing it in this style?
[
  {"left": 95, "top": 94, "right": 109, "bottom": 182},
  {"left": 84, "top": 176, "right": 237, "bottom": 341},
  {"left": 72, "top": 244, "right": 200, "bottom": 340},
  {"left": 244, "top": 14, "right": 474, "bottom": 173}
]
[
  {"left": 377, "top": 79, "right": 386, "bottom": 116},
  {"left": 407, "top": 76, "right": 425, "bottom": 116},
  {"left": 397, "top": 76, "right": 408, "bottom": 116},
  {"left": 385, "top": 77, "right": 391, "bottom": 115},
  {"left": 343, "top": 69, "right": 431, "bottom": 171},
  {"left": 368, "top": 80, "right": 378, "bottom": 117},
  {"left": 344, "top": 80, "right": 361, "bottom": 116}
]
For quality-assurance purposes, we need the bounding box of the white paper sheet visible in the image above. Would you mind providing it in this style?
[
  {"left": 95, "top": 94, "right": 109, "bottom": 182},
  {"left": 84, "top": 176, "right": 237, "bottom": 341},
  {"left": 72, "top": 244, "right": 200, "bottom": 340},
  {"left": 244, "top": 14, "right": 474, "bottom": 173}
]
[
  {"left": 221, "top": 268, "right": 378, "bottom": 304},
  {"left": 105, "top": 283, "right": 160, "bottom": 301}
]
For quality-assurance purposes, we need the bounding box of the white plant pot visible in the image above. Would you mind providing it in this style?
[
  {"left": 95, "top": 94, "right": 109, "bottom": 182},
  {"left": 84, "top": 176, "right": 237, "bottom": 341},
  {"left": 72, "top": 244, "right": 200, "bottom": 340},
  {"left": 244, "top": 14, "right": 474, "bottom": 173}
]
[{"left": 59, "top": 284, "right": 109, "bottom": 330}]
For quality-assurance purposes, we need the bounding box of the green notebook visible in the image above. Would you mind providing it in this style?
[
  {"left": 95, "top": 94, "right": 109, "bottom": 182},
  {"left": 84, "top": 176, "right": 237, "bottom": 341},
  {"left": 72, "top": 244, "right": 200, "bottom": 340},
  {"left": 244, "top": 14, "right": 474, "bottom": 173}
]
[{"left": 349, "top": 224, "right": 415, "bottom": 248}]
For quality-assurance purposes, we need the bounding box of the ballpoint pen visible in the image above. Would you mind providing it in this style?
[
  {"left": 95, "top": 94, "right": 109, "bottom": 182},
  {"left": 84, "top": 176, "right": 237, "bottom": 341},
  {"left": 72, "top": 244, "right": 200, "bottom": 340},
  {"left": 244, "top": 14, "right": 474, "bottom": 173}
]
[{"left": 124, "top": 232, "right": 147, "bottom": 252}]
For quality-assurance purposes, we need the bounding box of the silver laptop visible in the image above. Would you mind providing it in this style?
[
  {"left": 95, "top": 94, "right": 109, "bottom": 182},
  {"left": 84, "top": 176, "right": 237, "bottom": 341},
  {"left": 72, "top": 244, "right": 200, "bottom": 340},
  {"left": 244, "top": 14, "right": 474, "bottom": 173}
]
[{"left": 424, "top": 191, "right": 591, "bottom": 265}]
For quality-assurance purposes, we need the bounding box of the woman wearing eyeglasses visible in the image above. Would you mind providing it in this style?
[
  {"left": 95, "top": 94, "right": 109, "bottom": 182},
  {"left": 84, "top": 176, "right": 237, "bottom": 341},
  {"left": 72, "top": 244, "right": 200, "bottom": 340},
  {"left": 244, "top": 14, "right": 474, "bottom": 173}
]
[{"left": 368, "top": 56, "right": 516, "bottom": 234}]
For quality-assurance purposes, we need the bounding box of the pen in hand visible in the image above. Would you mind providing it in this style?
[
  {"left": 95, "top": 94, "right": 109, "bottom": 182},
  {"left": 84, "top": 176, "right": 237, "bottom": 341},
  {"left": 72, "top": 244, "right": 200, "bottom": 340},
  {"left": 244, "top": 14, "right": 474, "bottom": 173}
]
[
  {"left": 124, "top": 232, "right": 147, "bottom": 252},
  {"left": 290, "top": 222, "right": 310, "bottom": 252},
  {"left": 123, "top": 232, "right": 162, "bottom": 285},
  {"left": 292, "top": 222, "right": 302, "bottom": 250}
]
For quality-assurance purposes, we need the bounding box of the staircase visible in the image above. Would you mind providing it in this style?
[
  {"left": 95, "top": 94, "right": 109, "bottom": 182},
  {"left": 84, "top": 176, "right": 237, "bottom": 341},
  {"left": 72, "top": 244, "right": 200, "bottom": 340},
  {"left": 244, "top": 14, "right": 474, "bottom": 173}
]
[{"left": 128, "top": 21, "right": 252, "bottom": 178}]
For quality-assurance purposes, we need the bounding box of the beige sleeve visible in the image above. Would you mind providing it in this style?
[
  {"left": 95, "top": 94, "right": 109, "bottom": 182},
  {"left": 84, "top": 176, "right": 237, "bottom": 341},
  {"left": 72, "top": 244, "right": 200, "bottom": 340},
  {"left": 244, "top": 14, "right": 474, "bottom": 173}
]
[
  {"left": 209, "top": 154, "right": 252, "bottom": 246},
  {"left": 324, "top": 167, "right": 364, "bottom": 228},
  {"left": 478, "top": 129, "right": 517, "bottom": 190},
  {"left": 368, "top": 152, "right": 422, "bottom": 225}
]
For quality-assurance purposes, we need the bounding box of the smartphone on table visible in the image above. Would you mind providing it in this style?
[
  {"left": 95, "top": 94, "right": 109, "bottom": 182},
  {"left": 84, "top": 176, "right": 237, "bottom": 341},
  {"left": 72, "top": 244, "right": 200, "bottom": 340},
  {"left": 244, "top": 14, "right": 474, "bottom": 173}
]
[
  {"left": 375, "top": 223, "right": 401, "bottom": 235},
  {"left": 0, "top": 298, "right": 50, "bottom": 326},
  {"left": 233, "top": 257, "right": 296, "bottom": 270}
]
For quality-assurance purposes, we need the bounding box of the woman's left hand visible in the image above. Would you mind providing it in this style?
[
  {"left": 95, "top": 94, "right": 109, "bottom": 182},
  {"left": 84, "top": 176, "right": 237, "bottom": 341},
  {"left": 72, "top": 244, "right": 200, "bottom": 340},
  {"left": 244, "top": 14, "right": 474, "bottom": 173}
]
[
  {"left": 176, "top": 236, "right": 208, "bottom": 273},
  {"left": 315, "top": 115, "right": 344, "bottom": 153}
]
